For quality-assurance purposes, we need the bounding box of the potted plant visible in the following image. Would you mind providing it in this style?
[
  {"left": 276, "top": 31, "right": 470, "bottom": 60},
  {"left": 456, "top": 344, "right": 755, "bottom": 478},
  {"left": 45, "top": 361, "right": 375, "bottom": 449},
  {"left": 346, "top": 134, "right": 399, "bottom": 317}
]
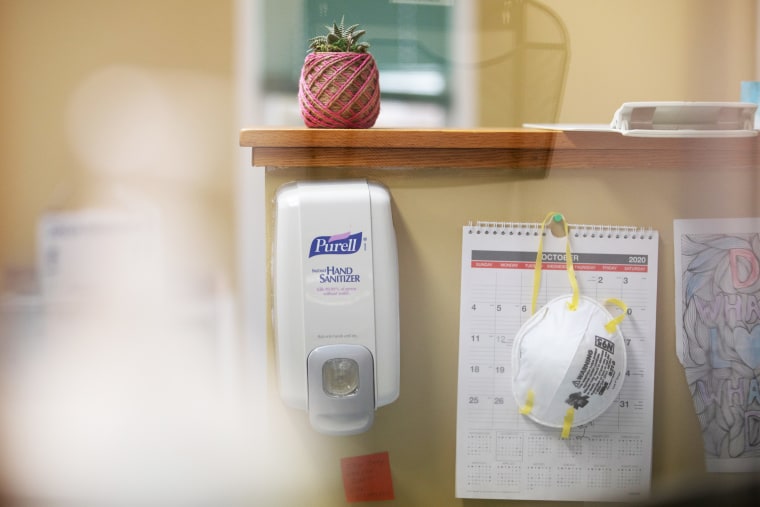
[{"left": 298, "top": 17, "right": 380, "bottom": 129}]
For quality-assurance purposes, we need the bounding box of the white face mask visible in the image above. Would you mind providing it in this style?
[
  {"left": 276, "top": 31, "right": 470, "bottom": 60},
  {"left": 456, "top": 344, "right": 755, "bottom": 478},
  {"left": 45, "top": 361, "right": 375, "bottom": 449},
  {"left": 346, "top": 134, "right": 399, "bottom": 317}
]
[
  {"left": 511, "top": 212, "right": 628, "bottom": 438},
  {"left": 512, "top": 294, "right": 627, "bottom": 433}
]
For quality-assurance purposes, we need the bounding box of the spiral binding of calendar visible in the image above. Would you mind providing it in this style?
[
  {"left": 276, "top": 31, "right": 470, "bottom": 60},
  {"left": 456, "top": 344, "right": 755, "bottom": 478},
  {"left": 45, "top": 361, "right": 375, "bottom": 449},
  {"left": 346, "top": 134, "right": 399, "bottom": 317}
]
[{"left": 466, "top": 220, "right": 655, "bottom": 240}]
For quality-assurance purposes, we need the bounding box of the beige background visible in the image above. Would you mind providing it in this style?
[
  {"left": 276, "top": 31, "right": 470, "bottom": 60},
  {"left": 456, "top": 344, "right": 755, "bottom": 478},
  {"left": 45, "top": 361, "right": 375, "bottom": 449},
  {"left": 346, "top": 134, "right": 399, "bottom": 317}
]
[{"left": 0, "top": 0, "right": 758, "bottom": 505}]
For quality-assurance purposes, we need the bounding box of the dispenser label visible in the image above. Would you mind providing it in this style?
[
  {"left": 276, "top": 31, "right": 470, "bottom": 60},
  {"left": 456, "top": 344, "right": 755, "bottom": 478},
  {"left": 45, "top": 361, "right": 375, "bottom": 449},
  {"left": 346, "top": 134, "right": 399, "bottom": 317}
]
[{"left": 294, "top": 181, "right": 380, "bottom": 349}]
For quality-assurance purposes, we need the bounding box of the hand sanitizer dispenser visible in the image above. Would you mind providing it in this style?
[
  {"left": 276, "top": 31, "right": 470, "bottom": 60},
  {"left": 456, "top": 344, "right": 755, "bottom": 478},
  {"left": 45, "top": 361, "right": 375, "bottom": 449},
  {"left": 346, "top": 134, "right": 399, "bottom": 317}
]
[{"left": 273, "top": 180, "right": 400, "bottom": 435}]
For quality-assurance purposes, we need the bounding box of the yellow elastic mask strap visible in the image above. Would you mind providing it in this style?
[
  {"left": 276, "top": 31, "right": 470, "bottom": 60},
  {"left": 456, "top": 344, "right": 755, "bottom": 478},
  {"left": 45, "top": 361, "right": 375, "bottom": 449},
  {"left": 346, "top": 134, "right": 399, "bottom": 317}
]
[
  {"left": 531, "top": 212, "right": 579, "bottom": 314},
  {"left": 562, "top": 220, "right": 579, "bottom": 312},
  {"left": 519, "top": 389, "right": 535, "bottom": 415},
  {"left": 561, "top": 407, "right": 575, "bottom": 439},
  {"left": 604, "top": 298, "right": 628, "bottom": 334}
]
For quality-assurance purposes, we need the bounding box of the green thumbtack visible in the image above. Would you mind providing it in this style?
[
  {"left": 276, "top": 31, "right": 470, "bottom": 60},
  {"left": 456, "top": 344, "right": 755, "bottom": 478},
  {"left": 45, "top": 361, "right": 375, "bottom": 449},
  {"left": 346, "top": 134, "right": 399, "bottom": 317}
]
[{"left": 553, "top": 213, "right": 563, "bottom": 223}]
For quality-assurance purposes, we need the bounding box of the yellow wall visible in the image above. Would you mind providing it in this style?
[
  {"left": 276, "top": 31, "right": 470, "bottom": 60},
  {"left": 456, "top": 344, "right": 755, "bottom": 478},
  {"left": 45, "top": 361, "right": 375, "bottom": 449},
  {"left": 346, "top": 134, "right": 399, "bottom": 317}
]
[
  {"left": 477, "top": 0, "right": 757, "bottom": 126},
  {"left": 551, "top": 0, "right": 756, "bottom": 121}
]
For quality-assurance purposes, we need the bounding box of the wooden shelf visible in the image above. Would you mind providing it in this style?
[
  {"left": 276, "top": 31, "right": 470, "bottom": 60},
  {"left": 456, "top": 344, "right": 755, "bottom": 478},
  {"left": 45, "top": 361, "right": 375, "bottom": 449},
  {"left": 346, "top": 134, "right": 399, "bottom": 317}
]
[{"left": 239, "top": 127, "right": 760, "bottom": 170}]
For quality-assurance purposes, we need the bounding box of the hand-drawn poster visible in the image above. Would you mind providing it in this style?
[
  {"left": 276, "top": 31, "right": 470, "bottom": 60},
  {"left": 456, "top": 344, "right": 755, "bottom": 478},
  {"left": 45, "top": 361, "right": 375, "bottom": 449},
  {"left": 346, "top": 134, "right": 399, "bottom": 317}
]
[{"left": 674, "top": 218, "right": 760, "bottom": 473}]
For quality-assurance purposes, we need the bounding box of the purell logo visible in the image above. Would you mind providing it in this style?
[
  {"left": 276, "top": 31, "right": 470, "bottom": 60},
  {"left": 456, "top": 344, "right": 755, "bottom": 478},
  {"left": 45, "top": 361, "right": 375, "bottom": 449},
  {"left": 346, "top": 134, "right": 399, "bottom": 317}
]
[{"left": 309, "top": 232, "right": 363, "bottom": 258}]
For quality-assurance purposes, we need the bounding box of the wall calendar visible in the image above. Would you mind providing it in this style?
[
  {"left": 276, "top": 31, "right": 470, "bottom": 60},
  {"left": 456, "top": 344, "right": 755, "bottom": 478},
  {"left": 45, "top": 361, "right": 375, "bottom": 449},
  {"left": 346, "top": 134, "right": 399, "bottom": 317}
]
[{"left": 455, "top": 220, "right": 658, "bottom": 501}]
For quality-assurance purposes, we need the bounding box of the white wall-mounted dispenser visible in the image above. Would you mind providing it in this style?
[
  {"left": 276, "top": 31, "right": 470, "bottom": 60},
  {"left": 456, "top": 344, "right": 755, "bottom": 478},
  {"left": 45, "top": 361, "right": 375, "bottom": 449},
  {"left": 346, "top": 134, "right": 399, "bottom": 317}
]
[{"left": 273, "top": 180, "right": 400, "bottom": 435}]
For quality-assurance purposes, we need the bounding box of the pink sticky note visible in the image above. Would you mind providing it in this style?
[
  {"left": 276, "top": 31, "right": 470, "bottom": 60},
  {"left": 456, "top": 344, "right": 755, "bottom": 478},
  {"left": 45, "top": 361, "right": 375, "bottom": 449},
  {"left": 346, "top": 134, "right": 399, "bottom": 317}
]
[{"left": 340, "top": 451, "right": 395, "bottom": 503}]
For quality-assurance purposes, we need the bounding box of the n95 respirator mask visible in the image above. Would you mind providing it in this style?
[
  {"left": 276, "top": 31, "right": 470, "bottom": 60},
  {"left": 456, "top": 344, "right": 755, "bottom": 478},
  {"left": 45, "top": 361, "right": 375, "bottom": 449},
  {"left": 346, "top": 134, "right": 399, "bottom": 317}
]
[{"left": 511, "top": 213, "right": 628, "bottom": 438}]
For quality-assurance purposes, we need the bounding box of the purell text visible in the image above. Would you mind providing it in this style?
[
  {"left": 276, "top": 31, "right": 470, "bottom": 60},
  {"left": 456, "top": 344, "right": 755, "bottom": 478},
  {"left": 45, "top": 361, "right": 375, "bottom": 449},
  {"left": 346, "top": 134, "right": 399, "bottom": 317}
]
[{"left": 309, "top": 232, "right": 363, "bottom": 258}]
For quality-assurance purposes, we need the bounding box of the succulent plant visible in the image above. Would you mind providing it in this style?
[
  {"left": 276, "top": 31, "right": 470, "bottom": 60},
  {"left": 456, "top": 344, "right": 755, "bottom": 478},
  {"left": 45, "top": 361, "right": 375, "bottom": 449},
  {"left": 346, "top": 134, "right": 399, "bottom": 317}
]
[{"left": 308, "top": 16, "right": 370, "bottom": 53}]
